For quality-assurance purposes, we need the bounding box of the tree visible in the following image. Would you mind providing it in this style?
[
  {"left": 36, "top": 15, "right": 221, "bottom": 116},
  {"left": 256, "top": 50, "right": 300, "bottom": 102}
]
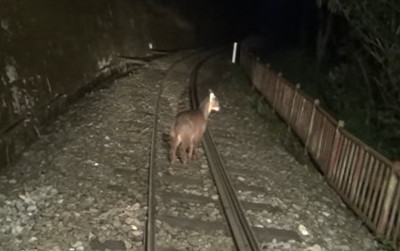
[
  {"left": 324, "top": 0, "right": 400, "bottom": 158},
  {"left": 315, "top": 0, "right": 340, "bottom": 67}
]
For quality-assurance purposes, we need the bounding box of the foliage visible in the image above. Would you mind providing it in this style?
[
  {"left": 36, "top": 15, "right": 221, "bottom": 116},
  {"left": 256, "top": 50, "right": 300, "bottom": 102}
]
[
  {"left": 324, "top": 0, "right": 400, "bottom": 159},
  {"left": 378, "top": 238, "right": 396, "bottom": 251},
  {"left": 316, "top": 0, "right": 340, "bottom": 13}
]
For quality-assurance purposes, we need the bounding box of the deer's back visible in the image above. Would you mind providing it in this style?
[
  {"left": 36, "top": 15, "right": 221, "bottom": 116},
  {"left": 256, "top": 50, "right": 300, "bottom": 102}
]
[{"left": 172, "top": 110, "right": 206, "bottom": 142}]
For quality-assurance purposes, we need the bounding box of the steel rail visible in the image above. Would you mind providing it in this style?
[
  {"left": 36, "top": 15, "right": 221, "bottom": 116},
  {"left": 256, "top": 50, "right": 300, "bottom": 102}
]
[
  {"left": 189, "top": 49, "right": 261, "bottom": 251},
  {"left": 145, "top": 49, "right": 221, "bottom": 251},
  {"left": 145, "top": 72, "right": 163, "bottom": 251}
]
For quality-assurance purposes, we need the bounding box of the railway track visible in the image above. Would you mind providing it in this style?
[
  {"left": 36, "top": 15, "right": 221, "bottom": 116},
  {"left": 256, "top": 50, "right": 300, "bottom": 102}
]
[
  {"left": 0, "top": 46, "right": 381, "bottom": 251},
  {"left": 144, "top": 49, "right": 266, "bottom": 250},
  {"left": 195, "top": 56, "right": 307, "bottom": 250},
  {"left": 143, "top": 48, "right": 373, "bottom": 251}
]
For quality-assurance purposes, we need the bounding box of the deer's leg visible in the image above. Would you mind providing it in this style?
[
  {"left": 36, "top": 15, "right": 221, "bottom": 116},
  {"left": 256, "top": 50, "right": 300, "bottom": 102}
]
[
  {"left": 179, "top": 138, "right": 189, "bottom": 165},
  {"left": 188, "top": 143, "right": 194, "bottom": 163},
  {"left": 170, "top": 135, "right": 181, "bottom": 164},
  {"left": 192, "top": 141, "right": 200, "bottom": 161},
  {"left": 187, "top": 136, "right": 196, "bottom": 163},
  {"left": 191, "top": 146, "right": 197, "bottom": 161}
]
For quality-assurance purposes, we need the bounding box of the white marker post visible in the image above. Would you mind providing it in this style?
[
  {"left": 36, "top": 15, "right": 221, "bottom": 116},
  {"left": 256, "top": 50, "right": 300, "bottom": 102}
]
[
  {"left": 148, "top": 43, "right": 153, "bottom": 50},
  {"left": 231, "top": 42, "right": 238, "bottom": 64}
]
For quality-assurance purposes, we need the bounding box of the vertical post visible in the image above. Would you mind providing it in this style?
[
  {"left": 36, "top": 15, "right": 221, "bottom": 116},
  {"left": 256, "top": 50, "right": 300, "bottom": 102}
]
[
  {"left": 377, "top": 162, "right": 400, "bottom": 237},
  {"left": 148, "top": 43, "right": 153, "bottom": 50},
  {"left": 288, "top": 84, "right": 301, "bottom": 133},
  {"left": 232, "top": 42, "right": 238, "bottom": 64},
  {"left": 299, "top": 99, "right": 306, "bottom": 136},
  {"left": 349, "top": 149, "right": 365, "bottom": 201},
  {"left": 256, "top": 61, "right": 266, "bottom": 94},
  {"left": 304, "top": 99, "right": 320, "bottom": 155},
  {"left": 316, "top": 117, "right": 326, "bottom": 160},
  {"left": 263, "top": 65, "right": 271, "bottom": 96},
  {"left": 327, "top": 120, "right": 345, "bottom": 179},
  {"left": 272, "top": 72, "right": 282, "bottom": 113}
]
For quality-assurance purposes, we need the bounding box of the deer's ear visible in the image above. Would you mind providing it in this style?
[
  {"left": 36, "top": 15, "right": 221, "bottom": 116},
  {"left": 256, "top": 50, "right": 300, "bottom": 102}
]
[{"left": 209, "top": 89, "right": 215, "bottom": 98}]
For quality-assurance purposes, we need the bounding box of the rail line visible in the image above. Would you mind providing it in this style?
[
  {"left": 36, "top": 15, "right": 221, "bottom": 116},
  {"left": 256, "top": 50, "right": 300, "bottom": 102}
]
[
  {"left": 189, "top": 52, "right": 260, "bottom": 251},
  {"left": 193, "top": 53, "right": 303, "bottom": 249},
  {"left": 145, "top": 49, "right": 210, "bottom": 250},
  {"left": 144, "top": 49, "right": 263, "bottom": 250}
]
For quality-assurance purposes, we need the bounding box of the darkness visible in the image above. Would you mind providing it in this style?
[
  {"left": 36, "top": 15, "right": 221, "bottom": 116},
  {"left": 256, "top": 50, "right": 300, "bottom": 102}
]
[
  {"left": 244, "top": 0, "right": 318, "bottom": 47},
  {"left": 0, "top": 0, "right": 323, "bottom": 169},
  {"left": 154, "top": 0, "right": 319, "bottom": 50},
  {"left": 0, "top": 2, "right": 396, "bottom": 250},
  {"left": 222, "top": 0, "right": 317, "bottom": 48}
]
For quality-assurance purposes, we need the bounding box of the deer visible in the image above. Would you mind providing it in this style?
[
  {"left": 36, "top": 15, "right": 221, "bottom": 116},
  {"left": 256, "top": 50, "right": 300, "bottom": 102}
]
[{"left": 169, "top": 89, "right": 220, "bottom": 165}]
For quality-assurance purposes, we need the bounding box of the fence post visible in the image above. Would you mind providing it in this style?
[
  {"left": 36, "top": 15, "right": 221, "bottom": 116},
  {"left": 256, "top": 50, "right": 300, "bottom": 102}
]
[
  {"left": 349, "top": 149, "right": 365, "bottom": 201},
  {"left": 287, "top": 84, "right": 300, "bottom": 133},
  {"left": 316, "top": 117, "right": 326, "bottom": 160},
  {"left": 257, "top": 63, "right": 267, "bottom": 95},
  {"left": 327, "top": 120, "right": 345, "bottom": 179},
  {"left": 272, "top": 72, "right": 282, "bottom": 113},
  {"left": 257, "top": 59, "right": 266, "bottom": 92},
  {"left": 377, "top": 162, "right": 400, "bottom": 238},
  {"left": 304, "top": 99, "right": 320, "bottom": 155}
]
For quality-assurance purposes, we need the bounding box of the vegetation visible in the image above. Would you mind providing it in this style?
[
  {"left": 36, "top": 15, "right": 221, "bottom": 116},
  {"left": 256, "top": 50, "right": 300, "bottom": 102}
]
[
  {"left": 322, "top": 0, "right": 400, "bottom": 160},
  {"left": 266, "top": 0, "right": 400, "bottom": 161}
]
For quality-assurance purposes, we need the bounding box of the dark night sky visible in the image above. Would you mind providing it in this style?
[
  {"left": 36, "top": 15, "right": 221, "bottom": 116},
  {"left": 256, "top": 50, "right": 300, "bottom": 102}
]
[
  {"left": 243, "top": 0, "right": 317, "bottom": 40},
  {"left": 163, "top": 0, "right": 318, "bottom": 48}
]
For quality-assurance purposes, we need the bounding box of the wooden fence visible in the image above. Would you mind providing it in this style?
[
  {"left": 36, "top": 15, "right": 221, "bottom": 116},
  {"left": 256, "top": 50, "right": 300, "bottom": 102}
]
[{"left": 240, "top": 45, "right": 400, "bottom": 247}]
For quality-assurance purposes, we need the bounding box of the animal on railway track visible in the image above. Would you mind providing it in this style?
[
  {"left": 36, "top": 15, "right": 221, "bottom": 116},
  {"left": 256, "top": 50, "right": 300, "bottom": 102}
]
[{"left": 169, "top": 89, "right": 220, "bottom": 165}]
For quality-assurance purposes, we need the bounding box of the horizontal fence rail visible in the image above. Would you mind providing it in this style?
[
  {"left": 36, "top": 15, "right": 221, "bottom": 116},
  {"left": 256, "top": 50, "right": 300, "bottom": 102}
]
[{"left": 239, "top": 45, "right": 400, "bottom": 247}]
